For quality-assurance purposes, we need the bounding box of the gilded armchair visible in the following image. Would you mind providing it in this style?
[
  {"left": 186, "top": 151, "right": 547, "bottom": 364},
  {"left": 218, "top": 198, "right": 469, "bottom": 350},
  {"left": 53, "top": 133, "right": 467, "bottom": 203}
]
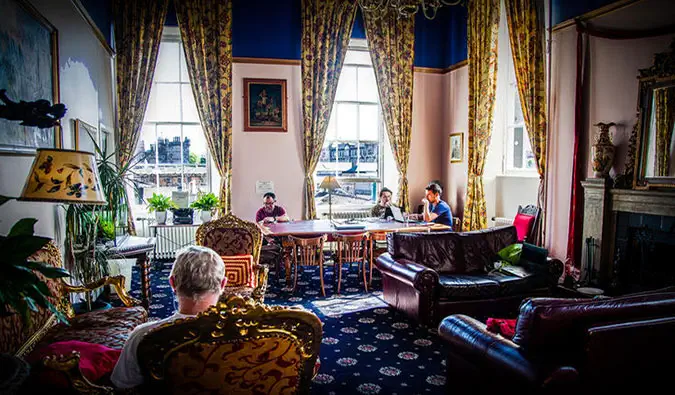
[
  {"left": 137, "top": 295, "right": 323, "bottom": 395},
  {"left": 0, "top": 241, "right": 147, "bottom": 393},
  {"left": 196, "top": 214, "right": 268, "bottom": 302}
]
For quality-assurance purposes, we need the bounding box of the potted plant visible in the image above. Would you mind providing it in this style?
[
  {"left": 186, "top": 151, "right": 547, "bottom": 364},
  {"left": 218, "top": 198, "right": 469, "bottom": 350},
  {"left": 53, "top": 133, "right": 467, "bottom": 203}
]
[
  {"left": 147, "top": 193, "right": 177, "bottom": 224},
  {"left": 190, "top": 192, "right": 220, "bottom": 222}
]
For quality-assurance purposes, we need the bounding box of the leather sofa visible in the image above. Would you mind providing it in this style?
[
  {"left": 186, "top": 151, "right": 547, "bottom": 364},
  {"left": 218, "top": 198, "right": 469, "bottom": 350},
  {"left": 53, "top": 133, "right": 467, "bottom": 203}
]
[
  {"left": 438, "top": 291, "right": 675, "bottom": 393},
  {"left": 375, "top": 226, "right": 563, "bottom": 325}
]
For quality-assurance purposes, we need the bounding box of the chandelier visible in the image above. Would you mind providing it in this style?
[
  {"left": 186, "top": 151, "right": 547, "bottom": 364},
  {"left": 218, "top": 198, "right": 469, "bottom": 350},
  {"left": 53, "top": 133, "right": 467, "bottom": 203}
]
[{"left": 358, "top": 0, "right": 464, "bottom": 20}]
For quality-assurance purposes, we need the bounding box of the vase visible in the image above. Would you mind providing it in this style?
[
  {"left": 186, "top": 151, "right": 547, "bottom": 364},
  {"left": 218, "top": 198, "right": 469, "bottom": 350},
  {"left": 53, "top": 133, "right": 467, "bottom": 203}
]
[
  {"left": 155, "top": 211, "right": 167, "bottom": 224},
  {"left": 592, "top": 122, "right": 616, "bottom": 178},
  {"left": 200, "top": 210, "right": 212, "bottom": 223}
]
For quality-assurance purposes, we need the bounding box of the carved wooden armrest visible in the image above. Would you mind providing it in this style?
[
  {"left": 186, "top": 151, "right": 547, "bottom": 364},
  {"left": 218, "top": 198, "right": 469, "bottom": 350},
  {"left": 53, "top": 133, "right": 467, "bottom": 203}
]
[
  {"left": 43, "top": 352, "right": 114, "bottom": 394},
  {"left": 63, "top": 275, "right": 142, "bottom": 308},
  {"left": 251, "top": 264, "right": 269, "bottom": 303}
]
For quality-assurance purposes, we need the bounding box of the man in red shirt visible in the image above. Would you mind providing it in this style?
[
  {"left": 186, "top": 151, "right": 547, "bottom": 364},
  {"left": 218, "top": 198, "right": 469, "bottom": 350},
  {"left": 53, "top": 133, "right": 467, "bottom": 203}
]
[{"left": 255, "top": 192, "right": 290, "bottom": 224}]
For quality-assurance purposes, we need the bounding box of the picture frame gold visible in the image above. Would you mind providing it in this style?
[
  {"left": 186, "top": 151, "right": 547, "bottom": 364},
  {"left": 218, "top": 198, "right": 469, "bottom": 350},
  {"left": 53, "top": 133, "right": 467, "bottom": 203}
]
[
  {"left": 450, "top": 132, "right": 463, "bottom": 163},
  {"left": 243, "top": 78, "right": 287, "bottom": 132}
]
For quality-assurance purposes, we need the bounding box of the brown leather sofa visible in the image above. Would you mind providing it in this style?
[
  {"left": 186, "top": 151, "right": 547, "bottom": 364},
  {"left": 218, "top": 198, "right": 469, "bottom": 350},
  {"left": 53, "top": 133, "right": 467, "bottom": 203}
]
[
  {"left": 438, "top": 291, "right": 675, "bottom": 393},
  {"left": 375, "top": 226, "right": 563, "bottom": 325}
]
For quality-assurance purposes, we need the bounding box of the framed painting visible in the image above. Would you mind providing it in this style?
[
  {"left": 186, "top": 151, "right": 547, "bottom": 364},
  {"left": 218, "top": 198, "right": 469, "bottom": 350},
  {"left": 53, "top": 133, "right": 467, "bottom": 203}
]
[
  {"left": 243, "top": 78, "right": 287, "bottom": 132},
  {"left": 450, "top": 132, "right": 463, "bottom": 163},
  {"left": 74, "top": 119, "right": 98, "bottom": 154},
  {"left": 0, "top": 0, "right": 61, "bottom": 155}
]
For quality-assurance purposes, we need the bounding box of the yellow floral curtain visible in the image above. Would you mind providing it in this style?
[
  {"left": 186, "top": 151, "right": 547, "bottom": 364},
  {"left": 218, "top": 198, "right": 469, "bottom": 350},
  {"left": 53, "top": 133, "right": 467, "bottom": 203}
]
[
  {"left": 462, "top": 0, "right": 500, "bottom": 231},
  {"left": 362, "top": 11, "right": 415, "bottom": 213},
  {"left": 301, "top": 0, "right": 358, "bottom": 219},
  {"left": 113, "top": 0, "right": 168, "bottom": 234},
  {"left": 505, "top": 0, "right": 547, "bottom": 242},
  {"left": 654, "top": 87, "right": 675, "bottom": 176},
  {"left": 174, "top": 0, "right": 233, "bottom": 213}
]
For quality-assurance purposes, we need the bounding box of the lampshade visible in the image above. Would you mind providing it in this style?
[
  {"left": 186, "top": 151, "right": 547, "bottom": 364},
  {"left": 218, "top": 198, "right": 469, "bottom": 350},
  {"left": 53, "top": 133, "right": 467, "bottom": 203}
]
[
  {"left": 319, "top": 175, "right": 341, "bottom": 191},
  {"left": 19, "top": 149, "right": 107, "bottom": 205}
]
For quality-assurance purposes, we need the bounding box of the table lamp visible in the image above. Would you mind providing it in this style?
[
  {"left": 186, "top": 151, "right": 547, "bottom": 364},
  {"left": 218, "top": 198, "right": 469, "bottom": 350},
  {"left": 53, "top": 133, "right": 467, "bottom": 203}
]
[
  {"left": 18, "top": 148, "right": 107, "bottom": 205},
  {"left": 319, "top": 175, "right": 341, "bottom": 221}
]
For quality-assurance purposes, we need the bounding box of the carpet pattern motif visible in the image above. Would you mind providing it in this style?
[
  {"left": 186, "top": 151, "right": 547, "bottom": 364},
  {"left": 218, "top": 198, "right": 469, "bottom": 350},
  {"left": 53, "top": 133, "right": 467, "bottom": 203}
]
[{"left": 123, "top": 261, "right": 449, "bottom": 394}]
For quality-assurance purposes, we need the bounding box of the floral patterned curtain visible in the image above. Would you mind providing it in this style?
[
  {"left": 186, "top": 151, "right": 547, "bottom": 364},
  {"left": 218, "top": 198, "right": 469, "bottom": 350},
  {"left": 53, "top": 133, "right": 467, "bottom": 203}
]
[
  {"left": 505, "top": 0, "right": 547, "bottom": 242},
  {"left": 462, "top": 0, "right": 500, "bottom": 231},
  {"left": 301, "top": 0, "right": 358, "bottom": 219},
  {"left": 174, "top": 0, "right": 233, "bottom": 213},
  {"left": 113, "top": 0, "right": 168, "bottom": 234},
  {"left": 654, "top": 87, "right": 675, "bottom": 176},
  {"left": 362, "top": 11, "right": 415, "bottom": 213}
]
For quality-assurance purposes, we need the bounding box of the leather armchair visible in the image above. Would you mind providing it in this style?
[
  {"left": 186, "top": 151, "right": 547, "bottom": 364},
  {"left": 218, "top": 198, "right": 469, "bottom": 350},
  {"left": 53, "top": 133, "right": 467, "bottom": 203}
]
[{"left": 438, "top": 292, "right": 675, "bottom": 393}]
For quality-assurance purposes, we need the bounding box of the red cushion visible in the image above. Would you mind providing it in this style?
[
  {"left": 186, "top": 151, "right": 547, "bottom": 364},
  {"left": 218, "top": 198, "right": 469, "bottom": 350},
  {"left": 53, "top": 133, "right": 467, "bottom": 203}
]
[
  {"left": 486, "top": 318, "right": 517, "bottom": 339},
  {"left": 513, "top": 213, "right": 535, "bottom": 242},
  {"left": 26, "top": 340, "right": 122, "bottom": 387},
  {"left": 221, "top": 255, "right": 255, "bottom": 287}
]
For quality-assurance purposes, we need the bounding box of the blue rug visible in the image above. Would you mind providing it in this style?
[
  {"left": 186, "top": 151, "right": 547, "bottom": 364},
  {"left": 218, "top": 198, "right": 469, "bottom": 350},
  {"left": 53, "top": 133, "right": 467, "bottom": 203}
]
[{"left": 122, "top": 261, "right": 449, "bottom": 394}]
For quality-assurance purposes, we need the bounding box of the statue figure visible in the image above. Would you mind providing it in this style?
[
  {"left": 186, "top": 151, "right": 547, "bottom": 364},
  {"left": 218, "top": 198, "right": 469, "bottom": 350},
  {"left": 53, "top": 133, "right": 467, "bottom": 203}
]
[{"left": 0, "top": 89, "right": 67, "bottom": 129}]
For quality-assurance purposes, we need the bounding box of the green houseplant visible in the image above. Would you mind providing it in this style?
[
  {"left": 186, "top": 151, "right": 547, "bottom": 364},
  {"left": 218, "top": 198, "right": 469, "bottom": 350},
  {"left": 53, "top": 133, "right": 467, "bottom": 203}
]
[
  {"left": 147, "top": 193, "right": 177, "bottom": 224},
  {"left": 191, "top": 192, "right": 220, "bottom": 222}
]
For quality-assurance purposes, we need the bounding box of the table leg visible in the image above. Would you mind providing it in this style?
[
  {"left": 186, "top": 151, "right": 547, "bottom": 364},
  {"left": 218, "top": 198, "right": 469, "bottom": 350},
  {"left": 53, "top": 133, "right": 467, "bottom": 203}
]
[{"left": 137, "top": 253, "right": 151, "bottom": 309}]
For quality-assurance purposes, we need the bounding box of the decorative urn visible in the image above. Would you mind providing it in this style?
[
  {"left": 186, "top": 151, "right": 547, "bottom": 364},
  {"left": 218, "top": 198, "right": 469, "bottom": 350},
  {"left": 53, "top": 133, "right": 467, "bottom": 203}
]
[{"left": 592, "top": 122, "right": 616, "bottom": 177}]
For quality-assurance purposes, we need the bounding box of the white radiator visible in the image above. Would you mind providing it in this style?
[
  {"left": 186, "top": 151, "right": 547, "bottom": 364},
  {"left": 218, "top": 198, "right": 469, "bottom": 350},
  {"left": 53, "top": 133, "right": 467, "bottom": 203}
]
[
  {"left": 135, "top": 218, "right": 198, "bottom": 260},
  {"left": 493, "top": 217, "right": 513, "bottom": 227}
]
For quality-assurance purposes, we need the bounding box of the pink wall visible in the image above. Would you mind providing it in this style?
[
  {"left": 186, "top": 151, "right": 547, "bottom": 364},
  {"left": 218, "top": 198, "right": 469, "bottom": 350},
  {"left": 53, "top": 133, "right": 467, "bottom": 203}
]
[{"left": 443, "top": 65, "right": 468, "bottom": 220}]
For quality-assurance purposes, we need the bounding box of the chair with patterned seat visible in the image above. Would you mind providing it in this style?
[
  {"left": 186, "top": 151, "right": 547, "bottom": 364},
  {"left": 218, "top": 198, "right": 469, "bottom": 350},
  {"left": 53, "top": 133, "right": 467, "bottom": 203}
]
[
  {"left": 196, "top": 214, "right": 268, "bottom": 302},
  {"left": 137, "top": 295, "right": 323, "bottom": 395}
]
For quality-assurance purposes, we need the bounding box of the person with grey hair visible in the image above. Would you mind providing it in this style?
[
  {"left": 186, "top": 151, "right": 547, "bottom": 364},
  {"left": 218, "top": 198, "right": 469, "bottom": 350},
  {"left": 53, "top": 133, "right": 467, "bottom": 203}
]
[{"left": 111, "top": 246, "right": 227, "bottom": 389}]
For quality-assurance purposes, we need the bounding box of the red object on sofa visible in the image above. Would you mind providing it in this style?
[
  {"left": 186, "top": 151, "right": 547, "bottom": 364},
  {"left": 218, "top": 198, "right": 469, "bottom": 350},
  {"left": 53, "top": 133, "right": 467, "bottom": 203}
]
[
  {"left": 486, "top": 318, "right": 517, "bottom": 339},
  {"left": 26, "top": 340, "right": 122, "bottom": 387},
  {"left": 513, "top": 213, "right": 535, "bottom": 242}
]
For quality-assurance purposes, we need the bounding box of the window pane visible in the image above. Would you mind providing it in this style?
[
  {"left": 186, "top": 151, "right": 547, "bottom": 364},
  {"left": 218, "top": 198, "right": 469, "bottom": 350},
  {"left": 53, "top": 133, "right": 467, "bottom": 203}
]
[
  {"left": 514, "top": 91, "right": 524, "bottom": 124},
  {"left": 181, "top": 84, "right": 200, "bottom": 122},
  {"left": 344, "top": 50, "right": 372, "bottom": 66},
  {"left": 358, "top": 142, "right": 378, "bottom": 178},
  {"left": 179, "top": 46, "right": 189, "bottom": 82},
  {"left": 336, "top": 67, "right": 357, "bottom": 101},
  {"left": 317, "top": 141, "right": 339, "bottom": 178},
  {"left": 336, "top": 103, "right": 358, "bottom": 141},
  {"left": 512, "top": 126, "right": 523, "bottom": 168},
  {"left": 523, "top": 131, "right": 536, "bottom": 169},
  {"left": 183, "top": 125, "right": 209, "bottom": 195},
  {"left": 315, "top": 180, "right": 376, "bottom": 206},
  {"left": 156, "top": 123, "right": 184, "bottom": 197},
  {"left": 359, "top": 104, "right": 379, "bottom": 141},
  {"left": 325, "top": 108, "right": 337, "bottom": 141},
  {"left": 145, "top": 84, "right": 181, "bottom": 122},
  {"left": 357, "top": 67, "right": 379, "bottom": 103},
  {"left": 155, "top": 41, "right": 180, "bottom": 82}
]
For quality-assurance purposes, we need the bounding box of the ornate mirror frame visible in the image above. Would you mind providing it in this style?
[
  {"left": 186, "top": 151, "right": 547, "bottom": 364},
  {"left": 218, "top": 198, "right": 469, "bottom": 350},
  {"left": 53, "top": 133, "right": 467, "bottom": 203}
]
[{"left": 630, "top": 41, "right": 675, "bottom": 189}]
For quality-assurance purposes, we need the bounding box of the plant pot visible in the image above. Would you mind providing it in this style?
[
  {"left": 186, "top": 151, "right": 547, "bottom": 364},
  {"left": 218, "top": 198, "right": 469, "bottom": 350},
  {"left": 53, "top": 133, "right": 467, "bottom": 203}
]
[
  {"left": 200, "top": 210, "right": 212, "bottom": 223},
  {"left": 155, "top": 211, "right": 167, "bottom": 224}
]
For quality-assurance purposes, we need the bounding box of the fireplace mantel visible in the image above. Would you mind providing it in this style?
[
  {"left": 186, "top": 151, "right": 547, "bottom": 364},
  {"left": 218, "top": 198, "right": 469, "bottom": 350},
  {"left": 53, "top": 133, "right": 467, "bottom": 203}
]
[{"left": 581, "top": 178, "right": 675, "bottom": 290}]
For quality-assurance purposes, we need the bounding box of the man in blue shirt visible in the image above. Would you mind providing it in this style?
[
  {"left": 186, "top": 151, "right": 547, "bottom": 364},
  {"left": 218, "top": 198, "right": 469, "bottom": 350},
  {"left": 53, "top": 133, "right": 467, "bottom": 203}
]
[{"left": 422, "top": 182, "right": 453, "bottom": 227}]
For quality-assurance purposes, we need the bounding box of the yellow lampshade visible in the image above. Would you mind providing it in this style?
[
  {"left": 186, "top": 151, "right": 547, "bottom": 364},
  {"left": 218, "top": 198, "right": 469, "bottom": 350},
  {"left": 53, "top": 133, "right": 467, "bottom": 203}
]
[
  {"left": 319, "top": 175, "right": 341, "bottom": 191},
  {"left": 19, "top": 149, "right": 106, "bottom": 205}
]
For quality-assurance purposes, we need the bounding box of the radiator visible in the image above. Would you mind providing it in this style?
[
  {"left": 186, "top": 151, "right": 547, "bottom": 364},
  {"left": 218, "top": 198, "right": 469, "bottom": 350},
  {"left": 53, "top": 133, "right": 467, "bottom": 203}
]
[
  {"left": 322, "top": 210, "right": 371, "bottom": 219},
  {"left": 135, "top": 218, "right": 198, "bottom": 260},
  {"left": 493, "top": 217, "right": 513, "bottom": 227}
]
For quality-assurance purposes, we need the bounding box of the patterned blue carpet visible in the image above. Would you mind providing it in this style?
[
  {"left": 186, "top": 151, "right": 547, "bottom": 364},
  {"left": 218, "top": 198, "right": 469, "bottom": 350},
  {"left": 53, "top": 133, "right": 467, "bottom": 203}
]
[{"left": 124, "top": 260, "right": 449, "bottom": 394}]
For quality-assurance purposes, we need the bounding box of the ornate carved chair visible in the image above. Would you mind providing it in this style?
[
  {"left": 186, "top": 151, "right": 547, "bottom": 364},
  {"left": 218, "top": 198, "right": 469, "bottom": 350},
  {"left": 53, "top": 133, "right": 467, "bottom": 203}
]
[
  {"left": 137, "top": 295, "right": 323, "bottom": 395},
  {"left": 196, "top": 213, "right": 268, "bottom": 302},
  {"left": 0, "top": 241, "right": 147, "bottom": 393}
]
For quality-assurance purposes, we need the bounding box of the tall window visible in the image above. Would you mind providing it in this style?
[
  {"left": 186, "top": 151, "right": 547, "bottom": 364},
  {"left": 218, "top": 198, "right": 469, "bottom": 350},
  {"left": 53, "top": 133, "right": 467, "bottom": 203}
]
[
  {"left": 315, "top": 39, "right": 388, "bottom": 209},
  {"left": 131, "top": 27, "right": 211, "bottom": 214}
]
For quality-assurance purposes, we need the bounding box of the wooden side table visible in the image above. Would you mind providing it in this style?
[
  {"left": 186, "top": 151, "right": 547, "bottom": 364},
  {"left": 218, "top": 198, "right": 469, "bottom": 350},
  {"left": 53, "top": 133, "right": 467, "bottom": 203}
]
[{"left": 106, "top": 236, "right": 156, "bottom": 309}]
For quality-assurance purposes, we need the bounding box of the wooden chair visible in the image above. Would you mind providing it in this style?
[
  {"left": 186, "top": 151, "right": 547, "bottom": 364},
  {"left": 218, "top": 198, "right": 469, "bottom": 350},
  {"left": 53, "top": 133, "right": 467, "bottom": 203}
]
[
  {"left": 138, "top": 295, "right": 322, "bottom": 395},
  {"left": 369, "top": 232, "right": 388, "bottom": 286},
  {"left": 333, "top": 232, "right": 370, "bottom": 294},
  {"left": 288, "top": 235, "right": 327, "bottom": 296}
]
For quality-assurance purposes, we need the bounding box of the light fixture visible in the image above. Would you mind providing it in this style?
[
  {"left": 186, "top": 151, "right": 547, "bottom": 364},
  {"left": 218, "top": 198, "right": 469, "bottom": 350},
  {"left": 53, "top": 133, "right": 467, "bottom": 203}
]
[
  {"left": 19, "top": 148, "right": 106, "bottom": 205},
  {"left": 358, "top": 0, "right": 464, "bottom": 20},
  {"left": 319, "top": 175, "right": 341, "bottom": 221}
]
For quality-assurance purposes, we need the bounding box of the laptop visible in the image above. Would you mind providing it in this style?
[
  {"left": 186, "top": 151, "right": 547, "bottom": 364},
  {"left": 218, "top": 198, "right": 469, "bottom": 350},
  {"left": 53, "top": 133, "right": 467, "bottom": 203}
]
[{"left": 389, "top": 205, "right": 428, "bottom": 225}]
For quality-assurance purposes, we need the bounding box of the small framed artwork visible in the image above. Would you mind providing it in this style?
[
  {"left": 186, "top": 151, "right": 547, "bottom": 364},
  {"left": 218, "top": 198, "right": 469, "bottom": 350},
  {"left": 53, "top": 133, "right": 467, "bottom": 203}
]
[
  {"left": 450, "top": 132, "right": 463, "bottom": 163},
  {"left": 74, "top": 119, "right": 98, "bottom": 154},
  {"left": 243, "top": 78, "right": 287, "bottom": 132}
]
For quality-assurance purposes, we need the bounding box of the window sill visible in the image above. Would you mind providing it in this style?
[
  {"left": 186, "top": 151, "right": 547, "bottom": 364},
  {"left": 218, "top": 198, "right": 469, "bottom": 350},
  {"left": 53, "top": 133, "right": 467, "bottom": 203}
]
[{"left": 497, "top": 173, "right": 540, "bottom": 180}]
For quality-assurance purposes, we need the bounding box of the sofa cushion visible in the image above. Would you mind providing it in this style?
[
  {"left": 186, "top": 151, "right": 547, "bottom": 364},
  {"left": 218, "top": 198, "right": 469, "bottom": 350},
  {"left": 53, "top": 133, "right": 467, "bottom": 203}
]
[
  {"left": 438, "top": 275, "right": 501, "bottom": 300},
  {"left": 37, "top": 306, "right": 147, "bottom": 350},
  {"left": 513, "top": 213, "right": 535, "bottom": 242},
  {"left": 388, "top": 231, "right": 463, "bottom": 273},
  {"left": 456, "top": 233, "right": 494, "bottom": 273},
  {"left": 221, "top": 255, "right": 255, "bottom": 287},
  {"left": 488, "top": 269, "right": 548, "bottom": 297}
]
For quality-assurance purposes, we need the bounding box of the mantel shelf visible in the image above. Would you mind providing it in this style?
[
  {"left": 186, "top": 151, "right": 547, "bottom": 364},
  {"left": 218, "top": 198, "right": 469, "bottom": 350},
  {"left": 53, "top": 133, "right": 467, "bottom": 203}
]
[{"left": 610, "top": 189, "right": 675, "bottom": 217}]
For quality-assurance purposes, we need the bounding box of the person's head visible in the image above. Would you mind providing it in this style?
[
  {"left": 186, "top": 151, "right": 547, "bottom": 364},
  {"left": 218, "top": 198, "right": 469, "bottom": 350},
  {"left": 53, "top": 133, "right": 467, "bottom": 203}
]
[
  {"left": 425, "top": 182, "right": 442, "bottom": 204},
  {"left": 262, "top": 192, "right": 277, "bottom": 209},
  {"left": 379, "top": 187, "right": 393, "bottom": 206},
  {"left": 169, "top": 246, "right": 226, "bottom": 308}
]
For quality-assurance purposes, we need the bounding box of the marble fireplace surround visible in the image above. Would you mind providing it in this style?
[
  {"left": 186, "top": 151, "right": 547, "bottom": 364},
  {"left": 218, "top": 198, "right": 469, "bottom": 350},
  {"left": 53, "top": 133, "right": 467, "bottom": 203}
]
[{"left": 581, "top": 178, "right": 675, "bottom": 291}]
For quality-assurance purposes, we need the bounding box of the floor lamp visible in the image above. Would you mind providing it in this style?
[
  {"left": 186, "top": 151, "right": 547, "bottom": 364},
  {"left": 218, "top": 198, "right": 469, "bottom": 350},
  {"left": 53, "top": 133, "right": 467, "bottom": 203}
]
[{"left": 319, "top": 175, "right": 341, "bottom": 221}]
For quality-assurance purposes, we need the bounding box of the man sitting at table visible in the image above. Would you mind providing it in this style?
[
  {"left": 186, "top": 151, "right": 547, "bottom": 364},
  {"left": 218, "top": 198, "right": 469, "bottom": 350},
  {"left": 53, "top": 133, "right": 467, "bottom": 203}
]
[
  {"left": 256, "top": 192, "right": 290, "bottom": 224},
  {"left": 421, "top": 182, "right": 453, "bottom": 227},
  {"left": 371, "top": 187, "right": 394, "bottom": 218}
]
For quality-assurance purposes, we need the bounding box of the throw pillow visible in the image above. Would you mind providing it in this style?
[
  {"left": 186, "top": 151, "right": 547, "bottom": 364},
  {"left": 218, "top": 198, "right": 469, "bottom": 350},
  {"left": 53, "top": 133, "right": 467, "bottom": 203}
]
[
  {"left": 25, "top": 340, "right": 122, "bottom": 388},
  {"left": 486, "top": 318, "right": 517, "bottom": 339},
  {"left": 513, "top": 213, "right": 535, "bottom": 242},
  {"left": 221, "top": 255, "right": 255, "bottom": 287}
]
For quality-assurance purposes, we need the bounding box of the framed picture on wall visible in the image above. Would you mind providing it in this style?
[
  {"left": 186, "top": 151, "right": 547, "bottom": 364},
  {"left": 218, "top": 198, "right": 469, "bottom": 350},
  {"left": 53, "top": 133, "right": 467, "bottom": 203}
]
[
  {"left": 243, "top": 78, "right": 287, "bottom": 132},
  {"left": 450, "top": 132, "right": 463, "bottom": 163},
  {"left": 74, "top": 119, "right": 98, "bottom": 154},
  {"left": 0, "top": 0, "right": 61, "bottom": 155}
]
